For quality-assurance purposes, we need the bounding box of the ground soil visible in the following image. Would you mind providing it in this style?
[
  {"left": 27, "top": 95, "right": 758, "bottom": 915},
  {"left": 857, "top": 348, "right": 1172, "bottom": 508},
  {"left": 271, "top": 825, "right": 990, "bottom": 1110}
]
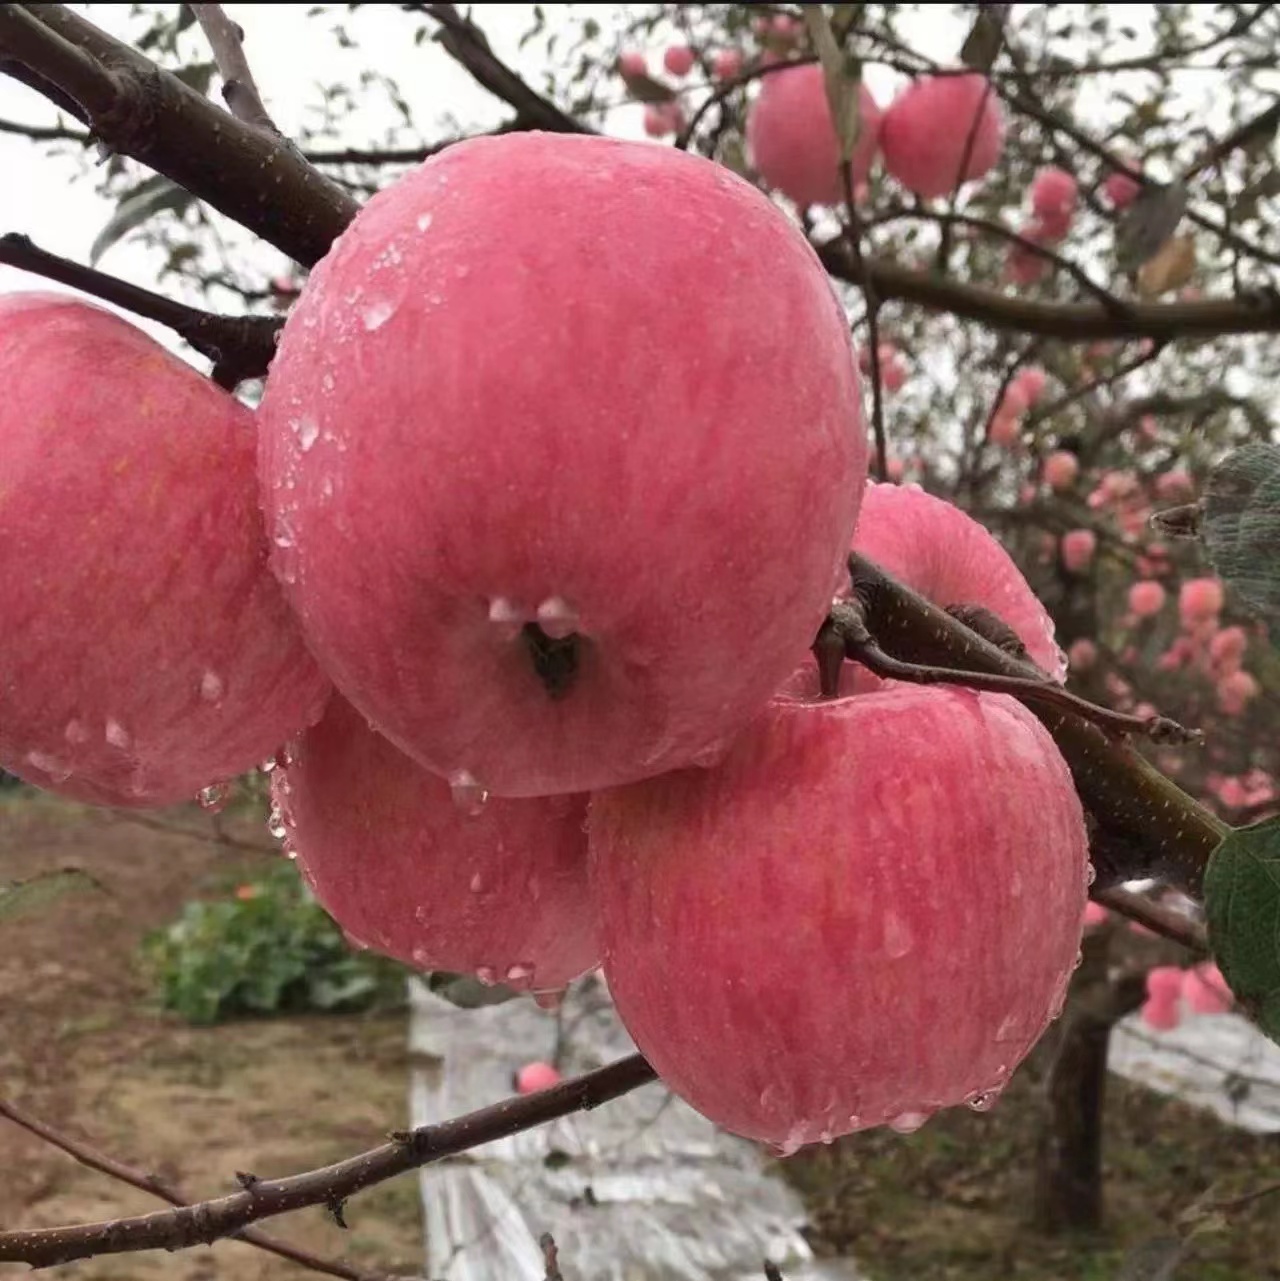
[{"left": 0, "top": 789, "right": 423, "bottom": 1281}]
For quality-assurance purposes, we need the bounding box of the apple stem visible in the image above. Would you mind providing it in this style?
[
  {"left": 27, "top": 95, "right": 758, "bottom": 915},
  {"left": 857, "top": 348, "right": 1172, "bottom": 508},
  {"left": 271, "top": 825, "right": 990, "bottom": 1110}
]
[{"left": 521, "top": 623, "right": 581, "bottom": 699}]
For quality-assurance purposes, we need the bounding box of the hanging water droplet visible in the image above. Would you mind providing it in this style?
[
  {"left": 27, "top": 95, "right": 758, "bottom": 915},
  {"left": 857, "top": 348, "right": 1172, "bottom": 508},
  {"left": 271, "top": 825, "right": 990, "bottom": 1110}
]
[
  {"left": 505, "top": 962, "right": 534, "bottom": 984},
  {"left": 889, "top": 1111, "right": 929, "bottom": 1135},
  {"left": 296, "top": 417, "right": 319, "bottom": 452},
  {"left": 965, "top": 1089, "right": 998, "bottom": 1113},
  {"left": 416, "top": 211, "right": 434, "bottom": 232},
  {"left": 104, "top": 719, "right": 131, "bottom": 750},
  {"left": 200, "top": 670, "right": 225, "bottom": 702},
  {"left": 1073, "top": 948, "right": 1084, "bottom": 970},
  {"left": 449, "top": 769, "right": 488, "bottom": 816},
  {"left": 535, "top": 595, "right": 579, "bottom": 639},
  {"left": 198, "top": 782, "right": 229, "bottom": 812},
  {"left": 274, "top": 531, "right": 294, "bottom": 549},
  {"left": 362, "top": 300, "right": 395, "bottom": 331},
  {"left": 1085, "top": 862, "right": 1097, "bottom": 886},
  {"left": 267, "top": 804, "right": 288, "bottom": 841},
  {"left": 285, "top": 847, "right": 298, "bottom": 861},
  {"left": 883, "top": 909, "right": 913, "bottom": 960},
  {"left": 260, "top": 756, "right": 278, "bottom": 773},
  {"left": 469, "top": 872, "right": 484, "bottom": 893},
  {"left": 63, "top": 719, "right": 89, "bottom": 745},
  {"left": 25, "top": 750, "right": 70, "bottom": 782},
  {"left": 475, "top": 965, "right": 498, "bottom": 987},
  {"left": 410, "top": 946, "right": 431, "bottom": 970}
]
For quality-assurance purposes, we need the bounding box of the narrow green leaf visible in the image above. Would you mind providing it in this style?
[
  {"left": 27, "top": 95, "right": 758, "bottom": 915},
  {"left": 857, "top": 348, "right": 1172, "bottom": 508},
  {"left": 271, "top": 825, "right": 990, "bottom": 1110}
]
[
  {"left": 0, "top": 867, "right": 102, "bottom": 924},
  {"left": 90, "top": 176, "right": 195, "bottom": 265},
  {"left": 617, "top": 68, "right": 675, "bottom": 105},
  {"left": 1202, "top": 441, "right": 1280, "bottom": 630},
  {"left": 1204, "top": 819, "right": 1280, "bottom": 1046}
]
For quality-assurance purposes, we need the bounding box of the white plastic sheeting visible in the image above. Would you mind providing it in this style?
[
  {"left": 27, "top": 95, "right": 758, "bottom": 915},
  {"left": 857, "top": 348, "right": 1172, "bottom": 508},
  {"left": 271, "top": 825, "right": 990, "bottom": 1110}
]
[{"left": 407, "top": 974, "right": 867, "bottom": 1281}]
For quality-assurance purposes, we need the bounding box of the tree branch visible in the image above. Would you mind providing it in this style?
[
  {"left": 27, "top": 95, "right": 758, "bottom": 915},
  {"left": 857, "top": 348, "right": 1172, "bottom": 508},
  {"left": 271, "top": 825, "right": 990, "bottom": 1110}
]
[
  {"left": 0, "top": 1053, "right": 657, "bottom": 1269},
  {"left": 1, "top": 5, "right": 357, "bottom": 266},
  {"left": 846, "top": 555, "right": 1229, "bottom": 895},
  {"left": 188, "top": 3, "right": 281, "bottom": 135},
  {"left": 0, "top": 1098, "right": 406, "bottom": 1281},
  {"left": 1091, "top": 886, "right": 1209, "bottom": 954},
  {"left": 0, "top": 233, "right": 281, "bottom": 387}
]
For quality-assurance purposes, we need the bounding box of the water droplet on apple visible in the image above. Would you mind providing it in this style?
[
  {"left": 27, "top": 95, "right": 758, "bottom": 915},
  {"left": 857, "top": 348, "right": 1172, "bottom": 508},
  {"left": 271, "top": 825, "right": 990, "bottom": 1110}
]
[
  {"left": 267, "top": 805, "right": 288, "bottom": 841},
  {"left": 1072, "top": 948, "right": 1084, "bottom": 970},
  {"left": 105, "top": 719, "right": 131, "bottom": 750},
  {"left": 889, "top": 1111, "right": 929, "bottom": 1134},
  {"left": 416, "top": 212, "right": 434, "bottom": 232},
  {"left": 343, "top": 929, "right": 371, "bottom": 952},
  {"left": 536, "top": 595, "right": 579, "bottom": 639},
  {"left": 25, "top": 750, "right": 70, "bottom": 782},
  {"left": 200, "top": 670, "right": 224, "bottom": 702},
  {"left": 296, "top": 417, "right": 320, "bottom": 452},
  {"left": 883, "top": 910, "right": 913, "bottom": 959},
  {"left": 410, "top": 946, "right": 431, "bottom": 970},
  {"left": 487, "top": 596, "right": 524, "bottom": 637},
  {"left": 534, "top": 988, "right": 566, "bottom": 1011},
  {"left": 362, "top": 300, "right": 395, "bottom": 332},
  {"left": 469, "top": 872, "right": 484, "bottom": 893},
  {"left": 63, "top": 719, "right": 89, "bottom": 745},
  {"left": 260, "top": 756, "right": 279, "bottom": 773},
  {"left": 965, "top": 1089, "right": 999, "bottom": 1113},
  {"left": 476, "top": 965, "right": 498, "bottom": 986},
  {"left": 321, "top": 372, "right": 335, "bottom": 393},
  {"left": 505, "top": 962, "right": 534, "bottom": 984},
  {"left": 198, "top": 783, "right": 229, "bottom": 812},
  {"left": 449, "top": 769, "right": 488, "bottom": 816},
  {"left": 995, "top": 1012, "right": 1021, "bottom": 1042},
  {"left": 1085, "top": 862, "right": 1097, "bottom": 886}
]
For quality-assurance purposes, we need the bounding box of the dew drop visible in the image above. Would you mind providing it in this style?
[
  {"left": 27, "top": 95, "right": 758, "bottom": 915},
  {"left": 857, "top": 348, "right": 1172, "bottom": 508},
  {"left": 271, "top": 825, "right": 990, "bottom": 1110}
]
[
  {"left": 64, "top": 719, "right": 90, "bottom": 745},
  {"left": 267, "top": 804, "right": 288, "bottom": 841},
  {"left": 1085, "top": 862, "right": 1097, "bottom": 886},
  {"left": 505, "top": 962, "right": 534, "bottom": 984},
  {"left": 965, "top": 1089, "right": 999, "bottom": 1113},
  {"left": 535, "top": 595, "right": 579, "bottom": 639},
  {"left": 487, "top": 595, "right": 524, "bottom": 637},
  {"left": 889, "top": 1111, "right": 929, "bottom": 1135},
  {"left": 410, "top": 946, "right": 431, "bottom": 970},
  {"left": 105, "top": 719, "right": 131, "bottom": 750},
  {"left": 321, "top": 372, "right": 335, "bottom": 393},
  {"left": 995, "top": 1012, "right": 1021, "bottom": 1043},
  {"left": 1072, "top": 948, "right": 1084, "bottom": 970},
  {"left": 25, "top": 750, "right": 70, "bottom": 782},
  {"left": 198, "top": 783, "right": 229, "bottom": 812},
  {"left": 883, "top": 909, "right": 913, "bottom": 960},
  {"left": 416, "top": 212, "right": 434, "bottom": 232},
  {"left": 362, "top": 300, "right": 395, "bottom": 331},
  {"left": 296, "top": 417, "right": 320, "bottom": 452},
  {"left": 770, "top": 1124, "right": 809, "bottom": 1159},
  {"left": 449, "top": 769, "right": 488, "bottom": 816},
  {"left": 469, "top": 872, "right": 484, "bottom": 893},
  {"left": 200, "top": 670, "right": 224, "bottom": 702},
  {"left": 475, "top": 965, "right": 498, "bottom": 987},
  {"left": 260, "top": 756, "right": 278, "bottom": 773}
]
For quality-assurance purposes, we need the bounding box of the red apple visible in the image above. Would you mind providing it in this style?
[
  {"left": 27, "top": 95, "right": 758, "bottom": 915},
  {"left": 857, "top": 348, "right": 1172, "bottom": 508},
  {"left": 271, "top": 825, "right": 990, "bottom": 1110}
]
[
  {"left": 1128, "top": 580, "right": 1166, "bottom": 618},
  {"left": 663, "top": 45, "right": 695, "bottom": 77},
  {"left": 278, "top": 695, "right": 598, "bottom": 995},
  {"left": 1044, "top": 450, "right": 1080, "bottom": 491},
  {"left": 515, "top": 1061, "right": 564, "bottom": 1093},
  {"left": 880, "top": 73, "right": 1004, "bottom": 198},
  {"left": 0, "top": 293, "right": 330, "bottom": 807},
  {"left": 746, "top": 63, "right": 883, "bottom": 207},
  {"left": 1029, "top": 166, "right": 1078, "bottom": 239},
  {"left": 259, "top": 133, "right": 867, "bottom": 797},
  {"left": 1060, "top": 529, "right": 1097, "bottom": 574},
  {"left": 589, "top": 686, "right": 1089, "bottom": 1148}
]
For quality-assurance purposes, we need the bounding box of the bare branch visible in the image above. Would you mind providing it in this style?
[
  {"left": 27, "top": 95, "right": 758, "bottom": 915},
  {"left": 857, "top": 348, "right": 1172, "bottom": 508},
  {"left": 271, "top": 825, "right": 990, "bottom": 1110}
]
[
  {"left": 0, "top": 1053, "right": 657, "bottom": 1269},
  {"left": 0, "top": 232, "right": 280, "bottom": 386},
  {"left": 1091, "top": 887, "right": 1209, "bottom": 954},
  {"left": 188, "top": 4, "right": 280, "bottom": 135},
  {"left": 0, "top": 1098, "right": 406, "bottom": 1281}
]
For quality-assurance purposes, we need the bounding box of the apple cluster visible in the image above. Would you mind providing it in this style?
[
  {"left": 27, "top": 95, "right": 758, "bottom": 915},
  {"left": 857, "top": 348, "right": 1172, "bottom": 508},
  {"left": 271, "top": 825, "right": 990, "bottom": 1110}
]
[{"left": 0, "top": 132, "right": 1092, "bottom": 1149}]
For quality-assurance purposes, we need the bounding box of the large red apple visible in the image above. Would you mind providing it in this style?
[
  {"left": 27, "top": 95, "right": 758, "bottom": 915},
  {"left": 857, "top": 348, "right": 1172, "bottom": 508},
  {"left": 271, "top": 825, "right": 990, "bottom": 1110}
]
[
  {"left": 0, "top": 292, "right": 330, "bottom": 807},
  {"left": 746, "top": 63, "right": 883, "bottom": 207},
  {"left": 880, "top": 73, "right": 1004, "bottom": 198},
  {"left": 589, "top": 686, "right": 1089, "bottom": 1148},
  {"left": 259, "top": 132, "right": 867, "bottom": 797},
  {"left": 278, "top": 695, "right": 598, "bottom": 994}
]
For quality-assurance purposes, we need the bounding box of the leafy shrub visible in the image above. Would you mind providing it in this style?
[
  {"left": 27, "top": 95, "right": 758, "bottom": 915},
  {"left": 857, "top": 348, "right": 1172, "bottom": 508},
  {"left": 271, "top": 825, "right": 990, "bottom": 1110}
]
[{"left": 142, "top": 860, "right": 409, "bottom": 1025}]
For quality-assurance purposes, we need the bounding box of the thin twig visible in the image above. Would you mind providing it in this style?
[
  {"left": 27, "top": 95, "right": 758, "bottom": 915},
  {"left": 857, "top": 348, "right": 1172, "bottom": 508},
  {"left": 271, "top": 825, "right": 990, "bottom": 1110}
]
[
  {"left": 0, "top": 233, "right": 281, "bottom": 387},
  {"left": 188, "top": 4, "right": 280, "bottom": 135},
  {"left": 540, "top": 1233, "right": 564, "bottom": 1281},
  {"left": 0, "top": 1054, "right": 658, "bottom": 1268},
  {"left": 1092, "top": 887, "right": 1209, "bottom": 953},
  {"left": 0, "top": 1098, "right": 408, "bottom": 1281}
]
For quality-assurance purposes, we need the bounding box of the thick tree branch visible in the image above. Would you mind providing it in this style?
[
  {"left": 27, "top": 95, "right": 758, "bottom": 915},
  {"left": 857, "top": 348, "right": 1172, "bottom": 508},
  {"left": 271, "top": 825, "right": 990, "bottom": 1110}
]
[
  {"left": 0, "top": 1053, "right": 657, "bottom": 1269},
  {"left": 846, "top": 555, "right": 1229, "bottom": 895},
  {"left": 820, "top": 240, "right": 1280, "bottom": 340},
  {"left": 0, "top": 1099, "right": 406, "bottom": 1281},
  {"left": 0, "top": 232, "right": 281, "bottom": 387},
  {"left": 188, "top": 3, "right": 280, "bottom": 135},
  {"left": 1, "top": 5, "right": 357, "bottom": 266}
]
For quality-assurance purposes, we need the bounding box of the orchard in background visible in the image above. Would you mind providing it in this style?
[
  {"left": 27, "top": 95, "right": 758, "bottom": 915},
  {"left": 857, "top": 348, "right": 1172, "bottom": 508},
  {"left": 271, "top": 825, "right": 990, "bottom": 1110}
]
[{"left": 1, "top": 2, "right": 1279, "bottom": 1274}]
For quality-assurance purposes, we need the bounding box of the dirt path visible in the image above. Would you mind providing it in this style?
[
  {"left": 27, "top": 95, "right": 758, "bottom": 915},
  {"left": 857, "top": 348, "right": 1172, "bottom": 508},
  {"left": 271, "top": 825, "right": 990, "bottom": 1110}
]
[{"left": 1, "top": 791, "right": 423, "bottom": 1281}]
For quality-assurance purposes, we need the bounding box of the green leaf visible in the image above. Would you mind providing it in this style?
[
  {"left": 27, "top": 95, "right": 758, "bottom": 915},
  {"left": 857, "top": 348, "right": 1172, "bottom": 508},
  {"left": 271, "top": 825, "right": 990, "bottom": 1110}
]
[
  {"left": 1204, "top": 819, "right": 1280, "bottom": 1046},
  {"left": 91, "top": 176, "right": 195, "bottom": 265},
  {"left": 0, "top": 867, "right": 101, "bottom": 924},
  {"left": 617, "top": 67, "right": 675, "bottom": 105},
  {"left": 1201, "top": 441, "right": 1280, "bottom": 630}
]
